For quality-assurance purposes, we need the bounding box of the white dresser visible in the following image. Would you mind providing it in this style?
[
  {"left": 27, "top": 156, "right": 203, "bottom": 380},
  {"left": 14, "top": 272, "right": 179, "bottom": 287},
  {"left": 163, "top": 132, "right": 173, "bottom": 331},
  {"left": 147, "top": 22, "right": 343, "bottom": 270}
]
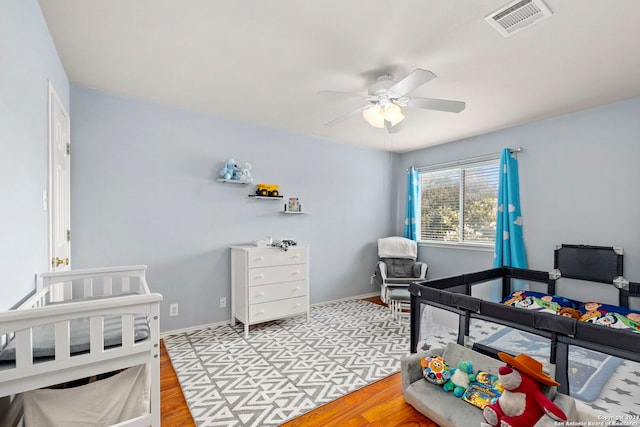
[{"left": 230, "top": 245, "right": 309, "bottom": 337}]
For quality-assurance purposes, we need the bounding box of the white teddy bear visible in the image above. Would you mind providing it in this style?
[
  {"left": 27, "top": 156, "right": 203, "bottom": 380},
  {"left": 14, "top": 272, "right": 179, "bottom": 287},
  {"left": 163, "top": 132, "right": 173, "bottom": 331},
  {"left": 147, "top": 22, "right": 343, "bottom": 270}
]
[{"left": 236, "top": 162, "right": 253, "bottom": 183}]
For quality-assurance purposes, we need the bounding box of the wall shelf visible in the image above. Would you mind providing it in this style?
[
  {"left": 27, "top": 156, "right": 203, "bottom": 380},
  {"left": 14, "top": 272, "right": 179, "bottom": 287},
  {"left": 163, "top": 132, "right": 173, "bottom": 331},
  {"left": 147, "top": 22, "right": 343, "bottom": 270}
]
[
  {"left": 217, "top": 178, "right": 252, "bottom": 185},
  {"left": 281, "top": 211, "right": 311, "bottom": 215},
  {"left": 248, "top": 195, "right": 283, "bottom": 200}
]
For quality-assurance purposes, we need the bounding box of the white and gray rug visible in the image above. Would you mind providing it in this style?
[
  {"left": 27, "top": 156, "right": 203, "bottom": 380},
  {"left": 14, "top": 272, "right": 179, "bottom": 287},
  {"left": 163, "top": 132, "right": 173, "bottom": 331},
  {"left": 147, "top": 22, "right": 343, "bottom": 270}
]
[{"left": 163, "top": 299, "right": 410, "bottom": 427}]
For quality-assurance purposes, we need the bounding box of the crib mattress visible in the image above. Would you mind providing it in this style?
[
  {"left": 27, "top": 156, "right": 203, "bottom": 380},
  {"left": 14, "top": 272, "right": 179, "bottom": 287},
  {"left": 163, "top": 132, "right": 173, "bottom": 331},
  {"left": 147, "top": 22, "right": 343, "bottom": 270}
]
[{"left": 0, "top": 313, "right": 149, "bottom": 362}]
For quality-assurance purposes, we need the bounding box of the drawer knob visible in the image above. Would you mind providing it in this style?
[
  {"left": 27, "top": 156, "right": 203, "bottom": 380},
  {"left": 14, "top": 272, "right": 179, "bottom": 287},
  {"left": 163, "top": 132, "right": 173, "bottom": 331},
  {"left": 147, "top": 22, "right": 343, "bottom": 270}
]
[
  {"left": 255, "top": 274, "right": 265, "bottom": 279},
  {"left": 256, "top": 292, "right": 265, "bottom": 297},
  {"left": 293, "top": 304, "right": 301, "bottom": 308},
  {"left": 292, "top": 254, "right": 300, "bottom": 258},
  {"left": 255, "top": 256, "right": 265, "bottom": 261},
  {"left": 292, "top": 271, "right": 300, "bottom": 275},
  {"left": 258, "top": 310, "right": 265, "bottom": 315},
  {"left": 293, "top": 287, "right": 301, "bottom": 292}
]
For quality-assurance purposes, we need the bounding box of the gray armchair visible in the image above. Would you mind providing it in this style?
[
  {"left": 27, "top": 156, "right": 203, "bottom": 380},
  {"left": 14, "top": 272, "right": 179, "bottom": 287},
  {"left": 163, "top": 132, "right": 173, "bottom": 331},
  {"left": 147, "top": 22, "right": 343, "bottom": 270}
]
[{"left": 372, "top": 237, "right": 427, "bottom": 320}]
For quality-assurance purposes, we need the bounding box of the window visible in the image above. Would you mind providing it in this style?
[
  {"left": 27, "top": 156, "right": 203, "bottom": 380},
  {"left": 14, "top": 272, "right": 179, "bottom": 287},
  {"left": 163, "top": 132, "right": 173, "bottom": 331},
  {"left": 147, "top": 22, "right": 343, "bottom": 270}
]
[{"left": 419, "top": 159, "right": 500, "bottom": 245}]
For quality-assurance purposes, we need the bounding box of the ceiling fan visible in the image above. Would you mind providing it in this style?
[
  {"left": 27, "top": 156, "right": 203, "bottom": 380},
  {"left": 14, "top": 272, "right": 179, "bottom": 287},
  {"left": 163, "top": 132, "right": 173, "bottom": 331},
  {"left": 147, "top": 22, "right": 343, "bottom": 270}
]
[{"left": 319, "top": 69, "right": 466, "bottom": 132}]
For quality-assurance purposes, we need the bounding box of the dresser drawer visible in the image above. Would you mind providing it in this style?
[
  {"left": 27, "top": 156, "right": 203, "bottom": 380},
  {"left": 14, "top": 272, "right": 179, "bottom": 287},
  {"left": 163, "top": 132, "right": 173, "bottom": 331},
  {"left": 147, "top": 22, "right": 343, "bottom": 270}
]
[
  {"left": 249, "top": 296, "right": 308, "bottom": 323},
  {"left": 248, "top": 264, "right": 306, "bottom": 286},
  {"left": 247, "top": 247, "right": 307, "bottom": 268},
  {"left": 248, "top": 280, "right": 307, "bottom": 304}
]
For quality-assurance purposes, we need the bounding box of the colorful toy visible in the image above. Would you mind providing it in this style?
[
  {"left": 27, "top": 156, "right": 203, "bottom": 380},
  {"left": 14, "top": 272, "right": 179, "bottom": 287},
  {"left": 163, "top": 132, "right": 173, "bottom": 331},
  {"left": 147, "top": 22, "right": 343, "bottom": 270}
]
[
  {"left": 219, "top": 158, "right": 237, "bottom": 180},
  {"left": 255, "top": 183, "right": 279, "bottom": 197},
  {"left": 462, "top": 370, "right": 503, "bottom": 409},
  {"left": 482, "top": 352, "right": 567, "bottom": 427},
  {"left": 419, "top": 355, "right": 451, "bottom": 385},
  {"left": 443, "top": 361, "right": 475, "bottom": 397}
]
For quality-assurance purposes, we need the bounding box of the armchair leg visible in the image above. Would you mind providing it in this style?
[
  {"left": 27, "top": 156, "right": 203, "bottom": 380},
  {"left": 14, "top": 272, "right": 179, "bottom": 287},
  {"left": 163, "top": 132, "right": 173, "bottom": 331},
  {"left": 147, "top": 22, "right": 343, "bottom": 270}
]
[{"left": 381, "top": 285, "right": 389, "bottom": 304}]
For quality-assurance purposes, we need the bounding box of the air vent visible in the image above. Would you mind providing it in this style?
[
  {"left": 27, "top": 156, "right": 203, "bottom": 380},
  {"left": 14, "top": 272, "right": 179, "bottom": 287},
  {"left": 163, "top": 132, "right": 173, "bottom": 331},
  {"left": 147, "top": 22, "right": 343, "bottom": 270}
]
[{"left": 485, "top": 0, "right": 553, "bottom": 37}]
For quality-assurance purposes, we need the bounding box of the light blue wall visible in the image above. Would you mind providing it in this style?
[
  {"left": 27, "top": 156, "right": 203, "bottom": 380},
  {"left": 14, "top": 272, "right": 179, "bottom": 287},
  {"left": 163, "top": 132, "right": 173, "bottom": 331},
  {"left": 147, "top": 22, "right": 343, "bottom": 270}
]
[
  {"left": 70, "top": 85, "right": 395, "bottom": 331},
  {"left": 398, "top": 97, "right": 640, "bottom": 281},
  {"left": 0, "top": 0, "right": 69, "bottom": 308}
]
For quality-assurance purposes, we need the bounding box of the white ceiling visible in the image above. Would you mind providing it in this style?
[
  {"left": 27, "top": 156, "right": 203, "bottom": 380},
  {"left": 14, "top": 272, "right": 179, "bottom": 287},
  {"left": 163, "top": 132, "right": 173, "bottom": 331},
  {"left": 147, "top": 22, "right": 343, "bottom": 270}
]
[{"left": 38, "top": 0, "right": 640, "bottom": 153}]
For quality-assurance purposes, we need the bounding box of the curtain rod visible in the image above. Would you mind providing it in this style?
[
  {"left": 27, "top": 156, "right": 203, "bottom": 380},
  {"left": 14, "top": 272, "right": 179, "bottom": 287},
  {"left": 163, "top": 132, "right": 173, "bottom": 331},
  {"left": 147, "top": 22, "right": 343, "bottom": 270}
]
[{"left": 407, "top": 147, "right": 523, "bottom": 173}]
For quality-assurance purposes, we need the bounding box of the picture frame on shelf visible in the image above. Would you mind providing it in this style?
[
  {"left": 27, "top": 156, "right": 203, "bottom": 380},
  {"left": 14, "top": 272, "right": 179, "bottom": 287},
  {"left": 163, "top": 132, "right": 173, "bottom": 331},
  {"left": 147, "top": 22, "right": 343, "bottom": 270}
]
[{"left": 287, "top": 197, "right": 301, "bottom": 212}]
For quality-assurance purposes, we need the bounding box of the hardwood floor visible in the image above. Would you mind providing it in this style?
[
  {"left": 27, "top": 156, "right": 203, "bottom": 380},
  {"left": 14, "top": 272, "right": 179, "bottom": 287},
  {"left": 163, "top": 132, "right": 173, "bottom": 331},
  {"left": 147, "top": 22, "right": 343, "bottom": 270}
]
[
  {"left": 160, "top": 297, "right": 436, "bottom": 426},
  {"left": 160, "top": 340, "right": 196, "bottom": 427}
]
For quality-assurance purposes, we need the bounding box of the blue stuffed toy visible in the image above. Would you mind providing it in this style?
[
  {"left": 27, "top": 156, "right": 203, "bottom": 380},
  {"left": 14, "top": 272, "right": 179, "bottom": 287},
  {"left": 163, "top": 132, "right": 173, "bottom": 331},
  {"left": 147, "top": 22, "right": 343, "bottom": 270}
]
[
  {"left": 219, "top": 158, "right": 238, "bottom": 180},
  {"left": 443, "top": 361, "right": 476, "bottom": 397}
]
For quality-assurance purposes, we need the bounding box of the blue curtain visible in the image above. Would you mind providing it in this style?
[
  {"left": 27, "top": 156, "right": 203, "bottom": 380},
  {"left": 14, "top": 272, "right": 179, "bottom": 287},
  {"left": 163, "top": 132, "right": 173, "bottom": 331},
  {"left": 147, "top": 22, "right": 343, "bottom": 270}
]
[
  {"left": 493, "top": 148, "right": 527, "bottom": 268},
  {"left": 404, "top": 166, "right": 419, "bottom": 241}
]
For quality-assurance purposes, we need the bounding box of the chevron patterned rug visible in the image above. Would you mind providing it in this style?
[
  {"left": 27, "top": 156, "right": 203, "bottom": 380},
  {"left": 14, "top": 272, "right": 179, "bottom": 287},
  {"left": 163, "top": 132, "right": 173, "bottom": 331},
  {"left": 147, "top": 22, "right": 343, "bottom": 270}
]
[{"left": 163, "top": 299, "right": 410, "bottom": 427}]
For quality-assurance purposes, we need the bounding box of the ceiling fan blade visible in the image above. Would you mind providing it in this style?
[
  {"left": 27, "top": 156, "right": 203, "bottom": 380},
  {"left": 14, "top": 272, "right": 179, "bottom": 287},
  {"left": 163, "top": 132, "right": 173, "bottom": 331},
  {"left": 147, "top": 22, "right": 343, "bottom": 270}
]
[
  {"left": 317, "top": 90, "right": 366, "bottom": 99},
  {"left": 323, "top": 105, "right": 369, "bottom": 127},
  {"left": 408, "top": 97, "right": 466, "bottom": 113},
  {"left": 388, "top": 69, "right": 436, "bottom": 96}
]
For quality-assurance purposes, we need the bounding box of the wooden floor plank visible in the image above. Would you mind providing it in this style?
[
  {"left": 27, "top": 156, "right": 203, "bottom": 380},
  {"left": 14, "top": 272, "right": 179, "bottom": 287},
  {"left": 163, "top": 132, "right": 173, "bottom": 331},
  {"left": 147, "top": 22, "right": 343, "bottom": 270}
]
[{"left": 160, "top": 296, "right": 435, "bottom": 426}]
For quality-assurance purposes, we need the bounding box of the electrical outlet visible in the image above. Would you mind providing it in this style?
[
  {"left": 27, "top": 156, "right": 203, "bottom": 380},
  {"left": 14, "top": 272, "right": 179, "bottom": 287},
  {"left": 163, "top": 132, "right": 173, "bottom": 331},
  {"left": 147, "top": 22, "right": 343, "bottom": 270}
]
[
  {"left": 169, "top": 303, "right": 179, "bottom": 317},
  {"left": 219, "top": 297, "right": 227, "bottom": 308}
]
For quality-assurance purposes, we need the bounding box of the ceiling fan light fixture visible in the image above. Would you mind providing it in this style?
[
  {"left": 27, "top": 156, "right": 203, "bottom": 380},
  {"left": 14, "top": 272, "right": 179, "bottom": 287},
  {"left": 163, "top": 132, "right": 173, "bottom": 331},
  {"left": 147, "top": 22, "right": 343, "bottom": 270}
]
[
  {"left": 383, "top": 102, "right": 405, "bottom": 126},
  {"left": 362, "top": 105, "right": 385, "bottom": 128}
]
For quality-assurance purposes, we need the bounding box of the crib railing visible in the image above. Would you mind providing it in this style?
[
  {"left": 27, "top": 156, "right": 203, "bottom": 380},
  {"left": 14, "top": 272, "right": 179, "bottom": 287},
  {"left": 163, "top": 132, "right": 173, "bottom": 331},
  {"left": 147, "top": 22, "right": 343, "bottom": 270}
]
[
  {"left": 0, "top": 266, "right": 162, "bottom": 426},
  {"left": 41, "top": 265, "right": 151, "bottom": 303}
]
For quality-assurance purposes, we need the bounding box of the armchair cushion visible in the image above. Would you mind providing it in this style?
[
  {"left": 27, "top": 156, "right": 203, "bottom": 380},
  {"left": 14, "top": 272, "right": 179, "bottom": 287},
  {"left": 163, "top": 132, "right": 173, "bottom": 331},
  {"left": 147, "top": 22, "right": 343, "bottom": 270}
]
[{"left": 380, "top": 258, "right": 416, "bottom": 278}]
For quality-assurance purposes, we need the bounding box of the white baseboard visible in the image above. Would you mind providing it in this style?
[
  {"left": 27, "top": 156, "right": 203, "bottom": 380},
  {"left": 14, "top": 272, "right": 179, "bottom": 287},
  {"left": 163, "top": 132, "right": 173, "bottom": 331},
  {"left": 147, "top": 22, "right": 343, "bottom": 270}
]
[
  {"left": 310, "top": 292, "right": 381, "bottom": 306},
  {"left": 160, "top": 292, "right": 382, "bottom": 338},
  {"left": 161, "top": 320, "right": 230, "bottom": 338}
]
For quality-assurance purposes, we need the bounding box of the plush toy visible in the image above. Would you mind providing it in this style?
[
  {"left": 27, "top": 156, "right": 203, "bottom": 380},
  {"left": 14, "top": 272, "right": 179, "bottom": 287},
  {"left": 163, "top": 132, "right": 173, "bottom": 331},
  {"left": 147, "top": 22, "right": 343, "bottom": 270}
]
[
  {"left": 559, "top": 307, "right": 581, "bottom": 319},
  {"left": 219, "top": 158, "right": 237, "bottom": 180},
  {"left": 443, "top": 361, "right": 475, "bottom": 397},
  {"left": 419, "top": 355, "right": 451, "bottom": 385},
  {"left": 482, "top": 353, "right": 567, "bottom": 427},
  {"left": 236, "top": 162, "right": 253, "bottom": 182}
]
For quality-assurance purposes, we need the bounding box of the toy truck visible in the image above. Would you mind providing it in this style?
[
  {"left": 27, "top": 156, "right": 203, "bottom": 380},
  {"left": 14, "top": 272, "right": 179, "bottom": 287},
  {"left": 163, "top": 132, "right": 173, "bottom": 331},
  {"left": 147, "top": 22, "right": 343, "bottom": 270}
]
[{"left": 255, "top": 183, "right": 280, "bottom": 197}]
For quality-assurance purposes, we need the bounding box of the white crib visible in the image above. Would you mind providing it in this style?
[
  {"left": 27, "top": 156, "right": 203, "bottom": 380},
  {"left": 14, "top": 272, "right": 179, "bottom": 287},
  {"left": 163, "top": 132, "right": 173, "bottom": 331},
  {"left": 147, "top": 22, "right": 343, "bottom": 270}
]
[{"left": 0, "top": 265, "right": 162, "bottom": 426}]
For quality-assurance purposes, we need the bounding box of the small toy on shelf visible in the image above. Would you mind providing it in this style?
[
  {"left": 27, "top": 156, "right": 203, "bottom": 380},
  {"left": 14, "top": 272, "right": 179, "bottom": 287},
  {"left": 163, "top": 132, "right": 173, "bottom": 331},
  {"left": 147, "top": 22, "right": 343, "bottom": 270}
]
[
  {"left": 219, "top": 158, "right": 237, "bottom": 180},
  {"left": 236, "top": 162, "right": 253, "bottom": 183},
  {"left": 255, "top": 183, "right": 280, "bottom": 197},
  {"left": 286, "top": 198, "right": 301, "bottom": 212}
]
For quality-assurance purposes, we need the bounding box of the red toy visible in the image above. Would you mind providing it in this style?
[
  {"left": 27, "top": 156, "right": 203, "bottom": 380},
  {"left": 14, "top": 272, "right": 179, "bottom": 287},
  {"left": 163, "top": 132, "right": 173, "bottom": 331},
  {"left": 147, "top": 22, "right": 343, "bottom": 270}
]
[{"left": 482, "top": 352, "right": 567, "bottom": 427}]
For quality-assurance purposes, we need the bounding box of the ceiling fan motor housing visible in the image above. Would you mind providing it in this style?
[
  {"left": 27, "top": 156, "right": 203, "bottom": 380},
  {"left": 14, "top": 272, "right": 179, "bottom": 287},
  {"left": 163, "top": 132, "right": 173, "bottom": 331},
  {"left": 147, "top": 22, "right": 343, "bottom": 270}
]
[{"left": 368, "top": 75, "right": 396, "bottom": 95}]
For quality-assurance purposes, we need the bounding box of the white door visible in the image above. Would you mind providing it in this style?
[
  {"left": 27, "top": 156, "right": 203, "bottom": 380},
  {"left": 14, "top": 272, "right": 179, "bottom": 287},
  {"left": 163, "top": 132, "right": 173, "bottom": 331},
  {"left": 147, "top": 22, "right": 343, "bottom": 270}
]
[{"left": 48, "top": 82, "right": 71, "bottom": 272}]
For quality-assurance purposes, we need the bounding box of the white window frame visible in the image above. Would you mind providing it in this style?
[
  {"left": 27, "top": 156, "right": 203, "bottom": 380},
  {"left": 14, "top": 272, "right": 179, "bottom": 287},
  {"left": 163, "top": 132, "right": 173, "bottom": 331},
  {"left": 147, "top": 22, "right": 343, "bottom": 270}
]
[{"left": 416, "top": 156, "right": 500, "bottom": 249}]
